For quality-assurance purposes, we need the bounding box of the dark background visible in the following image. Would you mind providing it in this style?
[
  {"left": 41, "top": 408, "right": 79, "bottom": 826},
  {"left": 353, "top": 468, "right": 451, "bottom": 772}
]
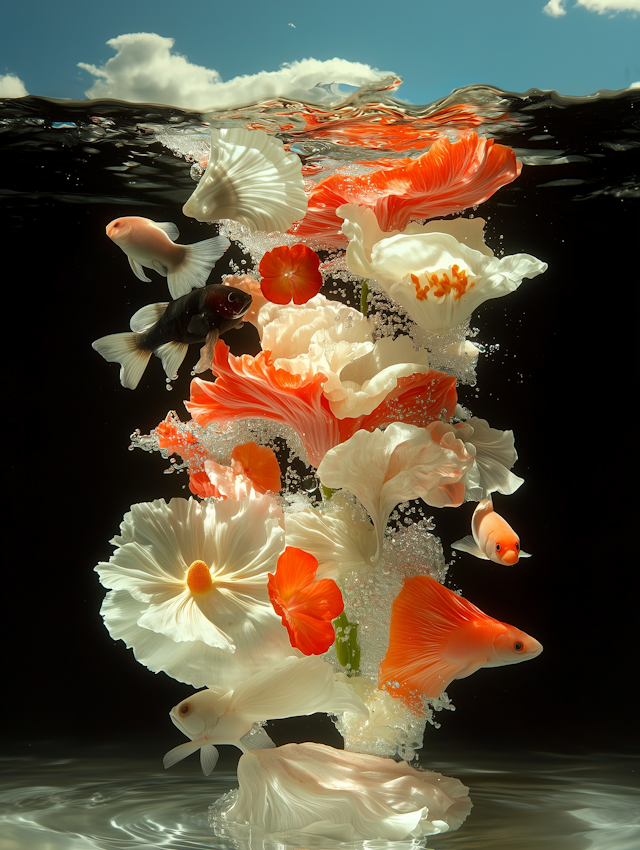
[{"left": 1, "top": 93, "right": 638, "bottom": 768}]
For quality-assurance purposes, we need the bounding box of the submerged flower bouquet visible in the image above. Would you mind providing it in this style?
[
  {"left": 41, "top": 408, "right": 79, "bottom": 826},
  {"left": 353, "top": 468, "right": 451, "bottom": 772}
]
[{"left": 92, "top": 116, "right": 547, "bottom": 843}]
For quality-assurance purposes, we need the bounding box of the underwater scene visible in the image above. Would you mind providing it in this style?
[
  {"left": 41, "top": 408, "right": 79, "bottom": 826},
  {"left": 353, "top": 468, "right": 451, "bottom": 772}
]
[{"left": 1, "top": 79, "right": 639, "bottom": 849}]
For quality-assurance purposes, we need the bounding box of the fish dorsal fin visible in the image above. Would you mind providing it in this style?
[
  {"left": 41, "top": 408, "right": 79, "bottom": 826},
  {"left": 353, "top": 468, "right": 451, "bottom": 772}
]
[
  {"left": 163, "top": 739, "right": 201, "bottom": 769},
  {"left": 129, "top": 302, "right": 168, "bottom": 333},
  {"left": 186, "top": 314, "right": 210, "bottom": 337},
  {"left": 199, "top": 744, "right": 220, "bottom": 776},
  {"left": 379, "top": 575, "right": 488, "bottom": 706},
  {"left": 155, "top": 341, "right": 189, "bottom": 380},
  {"left": 154, "top": 221, "right": 180, "bottom": 241},
  {"left": 451, "top": 535, "right": 488, "bottom": 560},
  {"left": 128, "top": 256, "right": 151, "bottom": 282},
  {"left": 238, "top": 723, "right": 276, "bottom": 753}
]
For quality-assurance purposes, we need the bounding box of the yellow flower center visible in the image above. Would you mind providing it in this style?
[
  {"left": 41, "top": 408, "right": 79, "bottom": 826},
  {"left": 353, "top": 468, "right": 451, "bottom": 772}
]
[
  {"left": 410, "top": 265, "right": 474, "bottom": 301},
  {"left": 186, "top": 560, "right": 213, "bottom": 595}
]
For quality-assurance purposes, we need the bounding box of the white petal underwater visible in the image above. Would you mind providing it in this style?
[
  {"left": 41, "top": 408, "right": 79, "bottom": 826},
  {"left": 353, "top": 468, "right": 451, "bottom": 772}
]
[
  {"left": 182, "top": 127, "right": 308, "bottom": 232},
  {"left": 95, "top": 495, "right": 296, "bottom": 689},
  {"left": 215, "top": 742, "right": 471, "bottom": 840}
]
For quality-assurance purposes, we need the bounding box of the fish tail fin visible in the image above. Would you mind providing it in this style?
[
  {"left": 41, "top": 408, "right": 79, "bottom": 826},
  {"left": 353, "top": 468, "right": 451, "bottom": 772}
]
[
  {"left": 155, "top": 341, "right": 189, "bottom": 381},
  {"left": 167, "top": 236, "right": 231, "bottom": 298},
  {"left": 163, "top": 740, "right": 202, "bottom": 770},
  {"left": 92, "top": 332, "right": 152, "bottom": 390},
  {"left": 199, "top": 744, "right": 220, "bottom": 776},
  {"left": 378, "top": 575, "right": 483, "bottom": 709},
  {"left": 238, "top": 723, "right": 276, "bottom": 753}
]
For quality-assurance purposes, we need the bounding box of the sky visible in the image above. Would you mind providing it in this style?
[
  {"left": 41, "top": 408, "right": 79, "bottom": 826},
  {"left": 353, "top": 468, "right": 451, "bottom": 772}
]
[{"left": 1, "top": 0, "right": 639, "bottom": 107}]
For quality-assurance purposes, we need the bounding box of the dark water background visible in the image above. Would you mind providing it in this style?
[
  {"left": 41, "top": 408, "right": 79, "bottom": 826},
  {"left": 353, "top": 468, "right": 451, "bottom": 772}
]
[{"left": 1, "top": 83, "right": 638, "bottom": 847}]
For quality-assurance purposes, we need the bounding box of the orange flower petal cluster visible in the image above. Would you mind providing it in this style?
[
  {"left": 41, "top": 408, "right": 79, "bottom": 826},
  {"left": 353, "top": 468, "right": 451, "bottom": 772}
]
[
  {"left": 268, "top": 547, "right": 344, "bottom": 655},
  {"left": 231, "top": 442, "right": 281, "bottom": 494},
  {"left": 186, "top": 342, "right": 459, "bottom": 468},
  {"left": 259, "top": 244, "right": 323, "bottom": 305},
  {"left": 288, "top": 131, "right": 522, "bottom": 248},
  {"left": 154, "top": 413, "right": 213, "bottom": 497}
]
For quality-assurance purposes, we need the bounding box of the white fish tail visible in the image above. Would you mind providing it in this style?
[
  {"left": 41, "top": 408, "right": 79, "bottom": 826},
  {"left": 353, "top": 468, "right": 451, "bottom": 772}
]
[
  {"left": 167, "top": 236, "right": 231, "bottom": 298},
  {"left": 92, "top": 332, "right": 151, "bottom": 390},
  {"left": 156, "top": 341, "right": 189, "bottom": 380}
]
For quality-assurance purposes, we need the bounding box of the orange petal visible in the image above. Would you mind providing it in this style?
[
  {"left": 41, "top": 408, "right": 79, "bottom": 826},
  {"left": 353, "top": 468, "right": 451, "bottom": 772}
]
[
  {"left": 270, "top": 546, "right": 319, "bottom": 603},
  {"left": 282, "top": 610, "right": 337, "bottom": 656},
  {"left": 231, "top": 441, "right": 281, "bottom": 494},
  {"left": 259, "top": 244, "right": 323, "bottom": 305},
  {"left": 289, "top": 577, "right": 344, "bottom": 623}
]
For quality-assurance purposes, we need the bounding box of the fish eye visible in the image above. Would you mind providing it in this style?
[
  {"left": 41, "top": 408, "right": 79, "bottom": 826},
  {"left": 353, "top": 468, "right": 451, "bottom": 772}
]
[
  {"left": 513, "top": 641, "right": 524, "bottom": 652},
  {"left": 515, "top": 542, "right": 520, "bottom": 551},
  {"left": 227, "top": 291, "right": 239, "bottom": 302},
  {"left": 495, "top": 543, "right": 501, "bottom": 552},
  {"left": 179, "top": 703, "right": 190, "bottom": 715}
]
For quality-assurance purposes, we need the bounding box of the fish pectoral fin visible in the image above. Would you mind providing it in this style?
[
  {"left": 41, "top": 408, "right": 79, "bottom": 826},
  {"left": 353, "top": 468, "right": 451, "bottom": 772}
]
[
  {"left": 151, "top": 260, "right": 168, "bottom": 277},
  {"left": 163, "top": 740, "right": 202, "bottom": 770},
  {"left": 238, "top": 724, "right": 276, "bottom": 753},
  {"left": 451, "top": 535, "right": 488, "bottom": 560},
  {"left": 200, "top": 744, "right": 220, "bottom": 776},
  {"left": 155, "top": 342, "right": 189, "bottom": 380},
  {"left": 92, "top": 333, "right": 151, "bottom": 390},
  {"left": 186, "top": 314, "right": 210, "bottom": 337},
  {"left": 129, "top": 302, "right": 169, "bottom": 333},
  {"left": 128, "top": 256, "right": 152, "bottom": 282},
  {"left": 155, "top": 221, "right": 180, "bottom": 241},
  {"left": 194, "top": 329, "right": 220, "bottom": 374},
  {"left": 168, "top": 236, "right": 230, "bottom": 299},
  {"left": 519, "top": 550, "right": 532, "bottom": 558}
]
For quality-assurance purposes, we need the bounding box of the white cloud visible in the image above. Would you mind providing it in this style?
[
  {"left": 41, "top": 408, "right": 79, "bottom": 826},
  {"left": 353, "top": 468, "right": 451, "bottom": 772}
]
[
  {"left": 543, "top": 0, "right": 567, "bottom": 15},
  {"left": 0, "top": 73, "right": 28, "bottom": 97},
  {"left": 544, "top": 0, "right": 640, "bottom": 13},
  {"left": 78, "top": 33, "right": 393, "bottom": 110}
]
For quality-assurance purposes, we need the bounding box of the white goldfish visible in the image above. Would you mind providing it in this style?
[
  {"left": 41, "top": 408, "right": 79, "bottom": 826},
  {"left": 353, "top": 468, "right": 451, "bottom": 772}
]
[
  {"left": 164, "top": 656, "right": 368, "bottom": 775},
  {"left": 452, "top": 497, "right": 531, "bottom": 565},
  {"left": 106, "top": 216, "right": 230, "bottom": 299}
]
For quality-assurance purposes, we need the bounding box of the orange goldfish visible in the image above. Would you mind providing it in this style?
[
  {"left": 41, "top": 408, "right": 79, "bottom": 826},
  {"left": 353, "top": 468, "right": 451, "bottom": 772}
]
[
  {"left": 106, "top": 216, "right": 230, "bottom": 299},
  {"left": 379, "top": 575, "right": 542, "bottom": 710},
  {"left": 452, "top": 497, "right": 531, "bottom": 565}
]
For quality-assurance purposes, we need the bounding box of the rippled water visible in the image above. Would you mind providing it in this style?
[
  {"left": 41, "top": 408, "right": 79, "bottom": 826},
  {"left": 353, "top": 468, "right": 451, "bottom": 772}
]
[{"left": 1, "top": 752, "right": 637, "bottom": 849}]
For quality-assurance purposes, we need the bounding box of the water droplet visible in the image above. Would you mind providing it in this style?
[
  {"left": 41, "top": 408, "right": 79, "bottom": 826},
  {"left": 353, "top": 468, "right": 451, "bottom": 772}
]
[
  {"left": 190, "top": 163, "right": 203, "bottom": 181},
  {"left": 166, "top": 383, "right": 173, "bottom": 391}
]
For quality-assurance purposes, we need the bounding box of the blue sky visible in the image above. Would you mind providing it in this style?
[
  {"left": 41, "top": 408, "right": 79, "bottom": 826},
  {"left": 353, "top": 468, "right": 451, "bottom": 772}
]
[{"left": 1, "top": 0, "right": 639, "bottom": 106}]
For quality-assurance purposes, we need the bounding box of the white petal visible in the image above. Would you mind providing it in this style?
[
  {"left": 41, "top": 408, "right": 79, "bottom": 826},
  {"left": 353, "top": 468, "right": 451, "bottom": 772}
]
[{"left": 182, "top": 128, "right": 307, "bottom": 232}]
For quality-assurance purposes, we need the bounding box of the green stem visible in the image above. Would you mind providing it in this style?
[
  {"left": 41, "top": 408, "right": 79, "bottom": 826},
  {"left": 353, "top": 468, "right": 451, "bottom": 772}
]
[
  {"left": 333, "top": 612, "right": 361, "bottom": 674},
  {"left": 320, "top": 484, "right": 336, "bottom": 501},
  {"left": 360, "top": 279, "right": 369, "bottom": 316}
]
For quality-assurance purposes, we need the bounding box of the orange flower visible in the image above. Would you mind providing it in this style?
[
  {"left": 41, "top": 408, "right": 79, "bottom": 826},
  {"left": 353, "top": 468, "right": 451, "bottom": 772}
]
[
  {"left": 186, "top": 341, "right": 458, "bottom": 468},
  {"left": 231, "top": 442, "right": 281, "bottom": 494},
  {"left": 288, "top": 131, "right": 522, "bottom": 248},
  {"left": 259, "top": 244, "right": 323, "bottom": 305},
  {"left": 268, "top": 547, "right": 344, "bottom": 655}
]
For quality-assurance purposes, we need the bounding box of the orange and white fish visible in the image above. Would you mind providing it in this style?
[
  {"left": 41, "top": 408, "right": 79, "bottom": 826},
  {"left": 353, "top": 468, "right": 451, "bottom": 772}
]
[
  {"left": 106, "top": 216, "right": 230, "bottom": 299},
  {"left": 452, "top": 497, "right": 531, "bottom": 565},
  {"left": 164, "top": 656, "right": 367, "bottom": 775},
  {"left": 379, "top": 575, "right": 542, "bottom": 710}
]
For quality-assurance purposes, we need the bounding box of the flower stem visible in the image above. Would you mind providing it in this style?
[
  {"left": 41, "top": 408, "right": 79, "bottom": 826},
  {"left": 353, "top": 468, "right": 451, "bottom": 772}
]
[
  {"left": 334, "top": 612, "right": 361, "bottom": 674},
  {"left": 360, "top": 279, "right": 369, "bottom": 316}
]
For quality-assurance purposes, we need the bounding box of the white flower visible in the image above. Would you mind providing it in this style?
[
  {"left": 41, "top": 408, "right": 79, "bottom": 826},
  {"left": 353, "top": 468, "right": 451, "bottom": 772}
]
[
  {"left": 454, "top": 415, "right": 524, "bottom": 499},
  {"left": 339, "top": 204, "right": 547, "bottom": 333},
  {"left": 258, "top": 294, "right": 432, "bottom": 419},
  {"left": 95, "top": 495, "right": 295, "bottom": 689},
  {"left": 317, "top": 423, "right": 474, "bottom": 561},
  {"left": 215, "top": 742, "right": 471, "bottom": 840}
]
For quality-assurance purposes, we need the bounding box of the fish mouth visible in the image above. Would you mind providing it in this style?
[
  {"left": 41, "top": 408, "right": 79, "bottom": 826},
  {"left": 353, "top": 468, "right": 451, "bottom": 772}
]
[{"left": 236, "top": 300, "right": 252, "bottom": 318}]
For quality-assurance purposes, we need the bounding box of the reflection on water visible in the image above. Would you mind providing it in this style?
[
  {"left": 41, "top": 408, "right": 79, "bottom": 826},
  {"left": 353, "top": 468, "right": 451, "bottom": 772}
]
[{"left": 0, "top": 752, "right": 637, "bottom": 849}]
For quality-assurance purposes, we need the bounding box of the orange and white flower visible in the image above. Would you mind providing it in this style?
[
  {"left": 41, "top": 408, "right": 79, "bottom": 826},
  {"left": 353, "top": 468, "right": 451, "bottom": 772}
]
[
  {"left": 340, "top": 205, "right": 547, "bottom": 333},
  {"left": 317, "top": 423, "right": 475, "bottom": 561},
  {"left": 95, "top": 495, "right": 295, "bottom": 690}
]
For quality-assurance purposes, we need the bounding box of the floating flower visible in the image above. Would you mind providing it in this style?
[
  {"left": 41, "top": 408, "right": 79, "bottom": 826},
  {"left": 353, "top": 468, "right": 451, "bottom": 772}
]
[
  {"left": 183, "top": 128, "right": 307, "bottom": 232},
  {"left": 317, "top": 423, "right": 474, "bottom": 561},
  {"left": 95, "top": 495, "right": 295, "bottom": 690},
  {"left": 259, "top": 293, "right": 373, "bottom": 350},
  {"left": 340, "top": 205, "right": 547, "bottom": 332},
  {"left": 454, "top": 415, "right": 524, "bottom": 499},
  {"left": 287, "top": 131, "right": 522, "bottom": 248},
  {"left": 268, "top": 546, "right": 344, "bottom": 655},
  {"left": 187, "top": 341, "right": 458, "bottom": 467},
  {"left": 216, "top": 742, "right": 472, "bottom": 839},
  {"left": 258, "top": 244, "right": 323, "bottom": 305}
]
